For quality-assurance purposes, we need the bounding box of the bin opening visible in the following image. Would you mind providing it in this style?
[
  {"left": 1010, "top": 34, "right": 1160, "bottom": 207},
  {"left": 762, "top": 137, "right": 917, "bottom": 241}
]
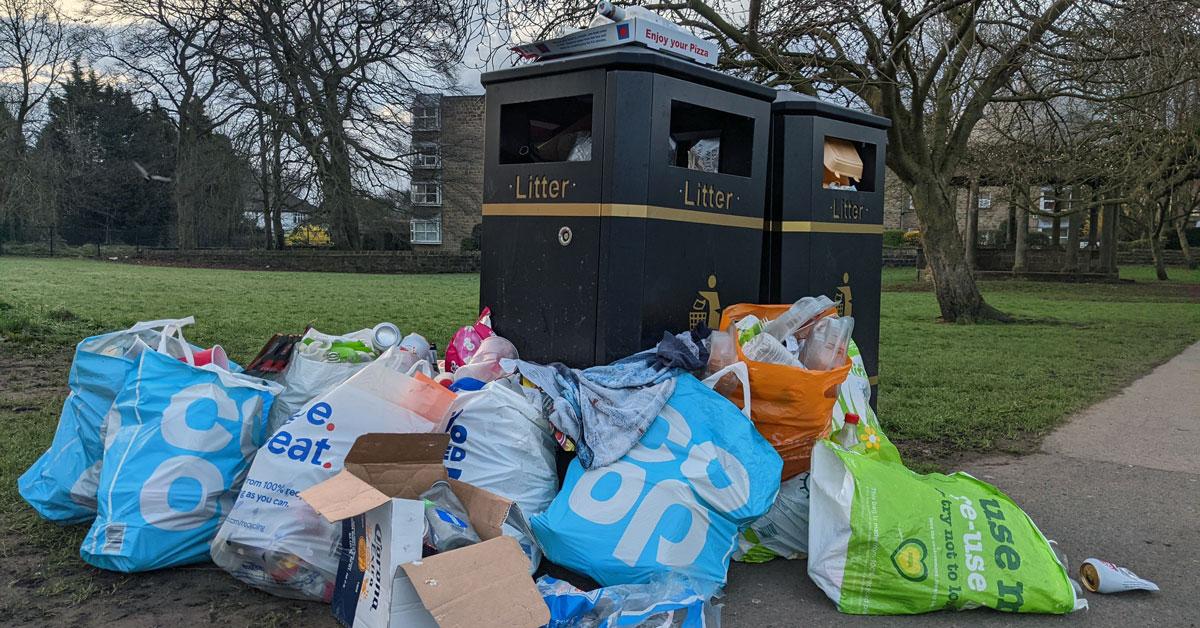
[
  {"left": 500, "top": 95, "right": 593, "bottom": 164},
  {"left": 668, "top": 100, "right": 754, "bottom": 177}
]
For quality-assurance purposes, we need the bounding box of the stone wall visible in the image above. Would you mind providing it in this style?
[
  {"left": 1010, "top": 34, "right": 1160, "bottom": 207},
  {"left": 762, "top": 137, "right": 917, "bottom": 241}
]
[{"left": 131, "top": 249, "right": 480, "bottom": 274}]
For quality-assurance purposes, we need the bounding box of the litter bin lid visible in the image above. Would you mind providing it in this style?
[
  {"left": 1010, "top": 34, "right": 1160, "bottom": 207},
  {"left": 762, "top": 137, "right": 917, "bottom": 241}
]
[
  {"left": 772, "top": 91, "right": 890, "bottom": 129},
  {"left": 482, "top": 48, "right": 776, "bottom": 102}
]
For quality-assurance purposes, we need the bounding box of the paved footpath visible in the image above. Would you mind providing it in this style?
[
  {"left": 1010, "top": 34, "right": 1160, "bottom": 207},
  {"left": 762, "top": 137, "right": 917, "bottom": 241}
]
[{"left": 723, "top": 342, "right": 1200, "bottom": 627}]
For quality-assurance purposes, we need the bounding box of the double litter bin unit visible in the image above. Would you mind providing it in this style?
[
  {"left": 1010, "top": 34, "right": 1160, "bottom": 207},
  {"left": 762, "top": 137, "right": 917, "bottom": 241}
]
[
  {"left": 766, "top": 92, "right": 890, "bottom": 399},
  {"left": 480, "top": 49, "right": 774, "bottom": 367}
]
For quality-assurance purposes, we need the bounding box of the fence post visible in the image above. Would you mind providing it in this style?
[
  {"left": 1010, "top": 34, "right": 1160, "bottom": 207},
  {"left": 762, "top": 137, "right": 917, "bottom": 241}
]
[{"left": 49, "top": 226, "right": 55, "bottom": 256}]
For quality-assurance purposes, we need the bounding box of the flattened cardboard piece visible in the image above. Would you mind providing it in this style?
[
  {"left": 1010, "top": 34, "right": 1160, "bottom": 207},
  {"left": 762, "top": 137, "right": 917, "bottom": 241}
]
[
  {"left": 395, "top": 536, "right": 549, "bottom": 628},
  {"left": 511, "top": 17, "right": 718, "bottom": 66},
  {"left": 823, "top": 137, "right": 864, "bottom": 185},
  {"left": 345, "top": 432, "right": 450, "bottom": 465},
  {"left": 300, "top": 433, "right": 452, "bottom": 522},
  {"left": 299, "top": 469, "right": 392, "bottom": 523},
  {"left": 445, "top": 479, "right": 511, "bottom": 540}
]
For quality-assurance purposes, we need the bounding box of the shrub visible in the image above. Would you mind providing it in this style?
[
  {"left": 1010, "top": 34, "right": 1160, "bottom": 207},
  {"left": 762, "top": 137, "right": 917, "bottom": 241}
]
[
  {"left": 286, "top": 224, "right": 333, "bottom": 248},
  {"left": 883, "top": 229, "right": 905, "bottom": 247},
  {"left": 902, "top": 229, "right": 922, "bottom": 247},
  {"left": 1026, "top": 232, "right": 1051, "bottom": 248}
]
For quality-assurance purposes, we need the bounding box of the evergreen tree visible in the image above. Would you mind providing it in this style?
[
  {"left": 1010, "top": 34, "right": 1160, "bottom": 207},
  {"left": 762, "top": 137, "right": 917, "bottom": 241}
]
[{"left": 36, "top": 61, "right": 175, "bottom": 245}]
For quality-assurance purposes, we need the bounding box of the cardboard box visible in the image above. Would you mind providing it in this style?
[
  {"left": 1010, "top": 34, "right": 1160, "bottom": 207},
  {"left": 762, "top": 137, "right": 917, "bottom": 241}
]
[
  {"left": 300, "top": 433, "right": 549, "bottom": 628},
  {"left": 511, "top": 17, "right": 718, "bottom": 66}
]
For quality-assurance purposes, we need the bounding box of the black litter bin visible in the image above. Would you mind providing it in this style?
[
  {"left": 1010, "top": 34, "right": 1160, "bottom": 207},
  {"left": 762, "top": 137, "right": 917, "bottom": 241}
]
[
  {"left": 765, "top": 92, "right": 890, "bottom": 401},
  {"left": 480, "top": 49, "right": 774, "bottom": 367}
]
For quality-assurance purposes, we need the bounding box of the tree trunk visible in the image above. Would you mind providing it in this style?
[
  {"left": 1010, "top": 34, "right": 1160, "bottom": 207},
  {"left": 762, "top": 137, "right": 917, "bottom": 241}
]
[
  {"left": 1062, "top": 188, "right": 1081, "bottom": 273},
  {"left": 965, "top": 178, "right": 979, "bottom": 270},
  {"left": 1149, "top": 233, "right": 1169, "bottom": 280},
  {"left": 1176, "top": 214, "right": 1196, "bottom": 270},
  {"left": 319, "top": 131, "right": 361, "bottom": 250},
  {"left": 1013, "top": 187, "right": 1028, "bottom": 273},
  {"left": 270, "top": 126, "right": 286, "bottom": 250},
  {"left": 1006, "top": 201, "right": 1016, "bottom": 250},
  {"left": 174, "top": 125, "right": 200, "bottom": 251},
  {"left": 912, "top": 180, "right": 1007, "bottom": 322},
  {"left": 1100, "top": 202, "right": 1118, "bottom": 274}
]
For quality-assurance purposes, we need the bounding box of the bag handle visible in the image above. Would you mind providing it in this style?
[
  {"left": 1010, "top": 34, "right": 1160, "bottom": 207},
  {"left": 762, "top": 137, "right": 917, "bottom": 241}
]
[
  {"left": 700, "top": 361, "right": 752, "bottom": 419},
  {"left": 157, "top": 324, "right": 196, "bottom": 366},
  {"left": 128, "top": 316, "right": 196, "bottom": 333},
  {"left": 406, "top": 359, "right": 434, "bottom": 378}
]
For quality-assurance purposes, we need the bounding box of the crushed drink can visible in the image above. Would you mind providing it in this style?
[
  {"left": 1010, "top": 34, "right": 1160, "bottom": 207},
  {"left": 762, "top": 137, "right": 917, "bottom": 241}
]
[
  {"left": 419, "top": 481, "right": 480, "bottom": 555},
  {"left": 1080, "top": 558, "right": 1160, "bottom": 594}
]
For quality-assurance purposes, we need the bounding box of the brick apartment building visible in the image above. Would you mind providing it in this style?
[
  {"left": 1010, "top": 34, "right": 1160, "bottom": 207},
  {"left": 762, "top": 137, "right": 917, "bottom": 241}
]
[{"left": 408, "top": 94, "right": 485, "bottom": 253}]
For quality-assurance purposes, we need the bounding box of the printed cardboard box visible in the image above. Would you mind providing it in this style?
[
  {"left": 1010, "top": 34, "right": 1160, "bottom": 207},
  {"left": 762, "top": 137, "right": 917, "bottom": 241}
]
[
  {"left": 511, "top": 16, "right": 718, "bottom": 66},
  {"left": 300, "top": 433, "right": 549, "bottom": 628}
]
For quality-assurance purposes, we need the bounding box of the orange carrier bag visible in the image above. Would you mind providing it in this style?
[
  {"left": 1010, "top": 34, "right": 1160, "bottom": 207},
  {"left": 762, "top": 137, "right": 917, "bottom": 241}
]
[{"left": 718, "top": 304, "right": 852, "bottom": 479}]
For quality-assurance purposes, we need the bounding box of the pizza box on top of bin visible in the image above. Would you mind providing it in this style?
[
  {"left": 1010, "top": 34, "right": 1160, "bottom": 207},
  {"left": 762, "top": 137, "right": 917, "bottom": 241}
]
[
  {"left": 300, "top": 433, "right": 549, "bottom": 628},
  {"left": 511, "top": 15, "right": 718, "bottom": 67}
]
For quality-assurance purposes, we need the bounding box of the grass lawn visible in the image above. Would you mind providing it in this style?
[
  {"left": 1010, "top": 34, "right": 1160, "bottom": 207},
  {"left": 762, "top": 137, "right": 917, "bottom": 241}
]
[
  {"left": 0, "top": 256, "right": 1196, "bottom": 618},
  {"left": 1, "top": 257, "right": 1198, "bottom": 462}
]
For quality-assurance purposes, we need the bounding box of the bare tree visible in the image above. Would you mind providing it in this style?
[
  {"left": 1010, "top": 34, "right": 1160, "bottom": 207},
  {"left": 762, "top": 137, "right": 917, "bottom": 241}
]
[
  {"left": 186, "top": 0, "right": 482, "bottom": 250},
  {"left": 0, "top": 0, "right": 72, "bottom": 238},
  {"left": 87, "top": 0, "right": 243, "bottom": 250},
  {"left": 0, "top": 0, "right": 71, "bottom": 144}
]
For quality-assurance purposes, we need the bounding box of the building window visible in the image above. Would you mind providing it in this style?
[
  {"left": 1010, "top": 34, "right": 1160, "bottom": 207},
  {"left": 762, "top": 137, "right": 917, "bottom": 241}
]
[
  {"left": 413, "top": 100, "right": 440, "bottom": 131},
  {"left": 413, "top": 142, "right": 440, "bottom": 168},
  {"left": 412, "top": 181, "right": 441, "bottom": 206},
  {"left": 411, "top": 216, "right": 442, "bottom": 244},
  {"left": 1037, "top": 186, "right": 1055, "bottom": 231}
]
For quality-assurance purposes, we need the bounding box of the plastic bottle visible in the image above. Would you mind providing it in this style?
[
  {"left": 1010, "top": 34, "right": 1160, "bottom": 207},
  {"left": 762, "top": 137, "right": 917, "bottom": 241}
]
[
  {"left": 734, "top": 315, "right": 765, "bottom": 345},
  {"left": 800, "top": 316, "right": 855, "bottom": 371},
  {"left": 742, "top": 333, "right": 803, "bottom": 367},
  {"left": 764, "top": 295, "right": 834, "bottom": 341},
  {"left": 838, "top": 413, "right": 860, "bottom": 449}
]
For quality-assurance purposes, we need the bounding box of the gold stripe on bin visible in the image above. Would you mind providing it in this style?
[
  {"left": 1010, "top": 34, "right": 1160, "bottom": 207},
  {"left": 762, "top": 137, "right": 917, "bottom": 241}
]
[
  {"left": 780, "top": 221, "right": 885, "bottom": 235},
  {"left": 868, "top": 375, "right": 879, "bottom": 385},
  {"left": 482, "top": 202, "right": 764, "bottom": 230},
  {"left": 481, "top": 204, "right": 885, "bottom": 235}
]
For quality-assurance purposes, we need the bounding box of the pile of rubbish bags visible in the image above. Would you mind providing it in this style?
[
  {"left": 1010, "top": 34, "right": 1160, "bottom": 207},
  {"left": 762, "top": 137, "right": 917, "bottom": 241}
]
[{"left": 19, "top": 299, "right": 1096, "bottom": 626}]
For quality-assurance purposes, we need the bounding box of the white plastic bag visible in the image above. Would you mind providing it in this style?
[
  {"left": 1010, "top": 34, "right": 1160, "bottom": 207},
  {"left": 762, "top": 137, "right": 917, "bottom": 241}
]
[
  {"left": 210, "top": 349, "right": 456, "bottom": 601},
  {"left": 266, "top": 328, "right": 374, "bottom": 433},
  {"left": 732, "top": 473, "right": 810, "bottom": 563},
  {"left": 443, "top": 376, "right": 556, "bottom": 569}
]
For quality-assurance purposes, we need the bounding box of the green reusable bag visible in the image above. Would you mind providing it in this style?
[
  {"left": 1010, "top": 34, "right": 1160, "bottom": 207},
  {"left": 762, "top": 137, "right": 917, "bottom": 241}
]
[
  {"left": 734, "top": 342, "right": 900, "bottom": 564},
  {"left": 807, "top": 441, "right": 1085, "bottom": 615}
]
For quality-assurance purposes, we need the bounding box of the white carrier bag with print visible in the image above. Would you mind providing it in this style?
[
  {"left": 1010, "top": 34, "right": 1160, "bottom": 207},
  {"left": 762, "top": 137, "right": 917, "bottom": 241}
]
[
  {"left": 443, "top": 375, "right": 557, "bottom": 570},
  {"left": 266, "top": 327, "right": 375, "bottom": 433},
  {"left": 210, "top": 349, "right": 456, "bottom": 601},
  {"left": 80, "top": 338, "right": 282, "bottom": 572}
]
